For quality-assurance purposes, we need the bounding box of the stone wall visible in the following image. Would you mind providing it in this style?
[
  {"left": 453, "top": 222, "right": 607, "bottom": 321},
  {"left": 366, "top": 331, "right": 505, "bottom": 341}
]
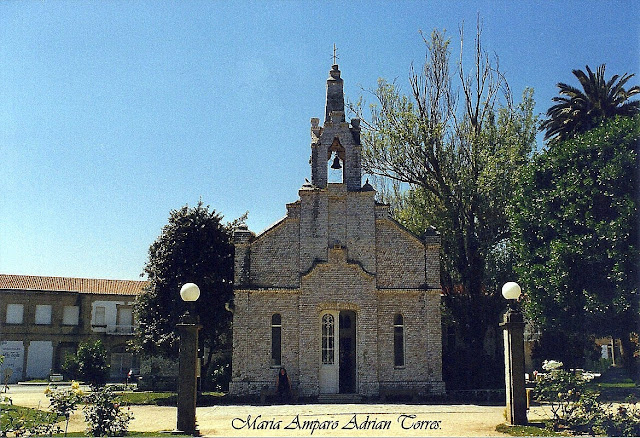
[
  {"left": 230, "top": 246, "right": 445, "bottom": 397},
  {"left": 298, "top": 248, "right": 379, "bottom": 397},
  {"left": 375, "top": 219, "right": 428, "bottom": 289},
  {"left": 229, "top": 289, "right": 301, "bottom": 395},
  {"left": 377, "top": 289, "right": 445, "bottom": 395},
  {"left": 0, "top": 289, "right": 138, "bottom": 382},
  {"left": 299, "top": 189, "right": 329, "bottom": 274},
  {"left": 249, "top": 219, "right": 300, "bottom": 288}
]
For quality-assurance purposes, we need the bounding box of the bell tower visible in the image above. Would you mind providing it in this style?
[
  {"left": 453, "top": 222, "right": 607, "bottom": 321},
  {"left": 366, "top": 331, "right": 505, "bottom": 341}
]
[
  {"left": 325, "top": 64, "right": 345, "bottom": 124},
  {"left": 310, "top": 64, "right": 363, "bottom": 191}
]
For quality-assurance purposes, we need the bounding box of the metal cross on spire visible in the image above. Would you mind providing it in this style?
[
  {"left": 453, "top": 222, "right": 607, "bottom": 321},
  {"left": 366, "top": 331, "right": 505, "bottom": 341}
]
[{"left": 332, "top": 44, "right": 339, "bottom": 65}]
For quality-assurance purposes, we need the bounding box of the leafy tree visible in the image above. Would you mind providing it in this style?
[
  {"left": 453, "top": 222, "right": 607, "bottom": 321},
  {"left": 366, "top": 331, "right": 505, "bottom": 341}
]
[
  {"left": 133, "top": 201, "right": 239, "bottom": 386},
  {"left": 352, "top": 24, "right": 538, "bottom": 388},
  {"left": 510, "top": 115, "right": 639, "bottom": 370},
  {"left": 63, "top": 339, "right": 109, "bottom": 386},
  {"left": 541, "top": 64, "right": 640, "bottom": 144}
]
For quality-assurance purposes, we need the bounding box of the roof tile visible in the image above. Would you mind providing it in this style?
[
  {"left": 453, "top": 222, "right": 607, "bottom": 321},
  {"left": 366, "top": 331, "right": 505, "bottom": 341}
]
[{"left": 0, "top": 274, "right": 148, "bottom": 296}]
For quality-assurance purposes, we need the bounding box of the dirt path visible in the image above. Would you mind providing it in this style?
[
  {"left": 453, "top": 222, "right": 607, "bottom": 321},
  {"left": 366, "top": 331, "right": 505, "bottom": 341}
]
[{"left": 6, "top": 388, "right": 510, "bottom": 436}]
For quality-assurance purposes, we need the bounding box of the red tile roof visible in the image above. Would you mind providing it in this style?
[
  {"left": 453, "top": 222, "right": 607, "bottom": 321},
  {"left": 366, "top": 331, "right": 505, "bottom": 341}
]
[{"left": 0, "top": 274, "right": 148, "bottom": 296}]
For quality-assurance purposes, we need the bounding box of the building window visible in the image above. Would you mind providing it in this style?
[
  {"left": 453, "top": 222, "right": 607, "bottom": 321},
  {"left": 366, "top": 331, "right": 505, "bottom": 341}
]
[
  {"left": 394, "top": 313, "right": 405, "bottom": 367},
  {"left": 93, "top": 306, "right": 106, "bottom": 326},
  {"left": 322, "top": 313, "right": 335, "bottom": 365},
  {"left": 5, "top": 304, "right": 24, "bottom": 324},
  {"left": 115, "top": 305, "right": 134, "bottom": 334},
  {"left": 35, "top": 305, "right": 52, "bottom": 325},
  {"left": 271, "top": 314, "right": 282, "bottom": 367},
  {"left": 62, "top": 306, "right": 80, "bottom": 326}
]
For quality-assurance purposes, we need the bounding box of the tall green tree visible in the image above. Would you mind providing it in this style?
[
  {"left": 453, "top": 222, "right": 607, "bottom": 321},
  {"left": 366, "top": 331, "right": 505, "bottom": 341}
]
[
  {"left": 353, "top": 24, "right": 538, "bottom": 388},
  {"left": 541, "top": 64, "right": 640, "bottom": 144},
  {"left": 510, "top": 115, "right": 639, "bottom": 370},
  {"left": 63, "top": 339, "right": 109, "bottom": 386},
  {"left": 133, "top": 201, "right": 239, "bottom": 379}
]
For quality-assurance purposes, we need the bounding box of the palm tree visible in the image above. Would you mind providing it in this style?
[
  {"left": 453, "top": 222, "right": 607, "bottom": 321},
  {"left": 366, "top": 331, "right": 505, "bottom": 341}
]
[{"left": 541, "top": 64, "right": 640, "bottom": 143}]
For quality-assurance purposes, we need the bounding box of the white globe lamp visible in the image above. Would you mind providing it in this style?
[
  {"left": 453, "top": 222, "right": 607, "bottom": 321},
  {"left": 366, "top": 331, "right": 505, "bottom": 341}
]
[
  {"left": 502, "top": 282, "right": 521, "bottom": 301},
  {"left": 180, "top": 283, "right": 200, "bottom": 302}
]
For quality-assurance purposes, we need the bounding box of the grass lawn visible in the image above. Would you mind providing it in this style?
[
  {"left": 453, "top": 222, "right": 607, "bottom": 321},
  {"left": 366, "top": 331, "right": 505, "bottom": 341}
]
[
  {"left": 117, "top": 391, "right": 175, "bottom": 405},
  {"left": 495, "top": 423, "right": 570, "bottom": 436},
  {"left": 2, "top": 403, "right": 189, "bottom": 437},
  {"left": 587, "top": 367, "right": 639, "bottom": 401},
  {"left": 1, "top": 403, "right": 49, "bottom": 425},
  {"left": 598, "top": 381, "right": 637, "bottom": 388},
  {"left": 117, "top": 391, "right": 226, "bottom": 406},
  {"left": 1, "top": 403, "right": 62, "bottom": 435}
]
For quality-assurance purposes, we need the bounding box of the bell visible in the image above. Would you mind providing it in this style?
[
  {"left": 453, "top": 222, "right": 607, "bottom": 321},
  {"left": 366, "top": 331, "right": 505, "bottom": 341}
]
[{"left": 331, "top": 155, "right": 342, "bottom": 169}]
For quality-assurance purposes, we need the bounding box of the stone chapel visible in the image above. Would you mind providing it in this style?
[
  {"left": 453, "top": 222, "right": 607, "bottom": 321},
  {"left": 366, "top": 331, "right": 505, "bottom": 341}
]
[{"left": 229, "top": 63, "right": 445, "bottom": 399}]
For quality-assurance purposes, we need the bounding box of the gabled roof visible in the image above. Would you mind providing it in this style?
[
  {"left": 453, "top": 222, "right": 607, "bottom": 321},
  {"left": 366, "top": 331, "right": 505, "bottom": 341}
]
[{"left": 0, "top": 274, "right": 148, "bottom": 296}]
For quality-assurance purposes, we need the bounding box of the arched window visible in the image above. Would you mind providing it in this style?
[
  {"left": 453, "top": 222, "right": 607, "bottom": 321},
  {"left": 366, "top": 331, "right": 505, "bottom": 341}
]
[
  {"left": 322, "top": 313, "right": 335, "bottom": 364},
  {"left": 271, "top": 314, "right": 282, "bottom": 367},
  {"left": 394, "top": 314, "right": 405, "bottom": 367}
]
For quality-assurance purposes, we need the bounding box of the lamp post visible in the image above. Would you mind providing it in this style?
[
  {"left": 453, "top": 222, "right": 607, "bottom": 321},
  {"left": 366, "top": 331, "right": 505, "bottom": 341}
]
[
  {"left": 500, "top": 281, "right": 527, "bottom": 426},
  {"left": 176, "top": 283, "right": 201, "bottom": 435}
]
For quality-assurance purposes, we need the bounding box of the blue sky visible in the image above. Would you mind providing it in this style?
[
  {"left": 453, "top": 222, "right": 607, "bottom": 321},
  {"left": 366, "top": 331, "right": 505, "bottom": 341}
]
[{"left": 1, "top": 1, "right": 638, "bottom": 280}]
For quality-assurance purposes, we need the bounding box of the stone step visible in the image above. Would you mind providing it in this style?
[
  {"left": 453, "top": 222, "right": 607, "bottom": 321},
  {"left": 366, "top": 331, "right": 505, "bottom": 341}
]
[{"left": 317, "top": 393, "right": 363, "bottom": 404}]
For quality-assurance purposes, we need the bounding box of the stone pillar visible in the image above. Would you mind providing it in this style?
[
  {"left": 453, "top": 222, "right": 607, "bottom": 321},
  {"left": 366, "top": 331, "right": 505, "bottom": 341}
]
[
  {"left": 501, "top": 309, "right": 527, "bottom": 425},
  {"left": 176, "top": 319, "right": 201, "bottom": 435}
]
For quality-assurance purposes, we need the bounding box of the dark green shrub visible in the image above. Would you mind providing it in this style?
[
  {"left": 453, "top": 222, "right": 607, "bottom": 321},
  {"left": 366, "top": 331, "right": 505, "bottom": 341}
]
[
  {"left": 202, "top": 353, "right": 231, "bottom": 392},
  {"left": 65, "top": 340, "right": 109, "bottom": 386},
  {"left": 62, "top": 353, "right": 80, "bottom": 380}
]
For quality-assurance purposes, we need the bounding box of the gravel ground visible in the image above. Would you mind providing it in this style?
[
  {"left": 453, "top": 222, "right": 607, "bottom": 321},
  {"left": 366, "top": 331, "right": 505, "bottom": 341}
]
[{"left": 4, "top": 386, "right": 519, "bottom": 437}]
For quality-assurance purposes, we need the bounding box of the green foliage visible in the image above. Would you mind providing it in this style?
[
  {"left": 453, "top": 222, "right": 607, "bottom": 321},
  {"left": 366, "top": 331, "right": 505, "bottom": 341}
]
[
  {"left": 137, "top": 356, "right": 177, "bottom": 391},
  {"left": 533, "top": 361, "right": 588, "bottom": 427},
  {"left": 534, "top": 360, "right": 640, "bottom": 435},
  {"left": 45, "top": 382, "right": 84, "bottom": 435},
  {"left": 139, "top": 356, "right": 177, "bottom": 376},
  {"left": 531, "top": 330, "right": 600, "bottom": 370},
  {"left": 62, "top": 353, "right": 80, "bottom": 380},
  {"left": 133, "top": 201, "right": 236, "bottom": 364},
  {"left": 1, "top": 403, "right": 61, "bottom": 436},
  {"left": 511, "top": 115, "right": 639, "bottom": 368},
  {"left": 353, "top": 25, "right": 538, "bottom": 389},
  {"left": 83, "top": 386, "right": 133, "bottom": 437},
  {"left": 201, "top": 352, "right": 231, "bottom": 392},
  {"left": 494, "top": 423, "right": 564, "bottom": 436},
  {"left": 64, "top": 340, "right": 109, "bottom": 386},
  {"left": 116, "top": 391, "right": 175, "bottom": 406},
  {"left": 45, "top": 383, "right": 84, "bottom": 419},
  {"left": 115, "top": 391, "right": 225, "bottom": 406},
  {"left": 541, "top": 64, "right": 640, "bottom": 144}
]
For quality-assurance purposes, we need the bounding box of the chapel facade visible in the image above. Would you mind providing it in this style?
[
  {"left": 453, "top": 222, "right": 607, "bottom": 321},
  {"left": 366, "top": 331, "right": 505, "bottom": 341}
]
[{"left": 229, "top": 64, "right": 445, "bottom": 399}]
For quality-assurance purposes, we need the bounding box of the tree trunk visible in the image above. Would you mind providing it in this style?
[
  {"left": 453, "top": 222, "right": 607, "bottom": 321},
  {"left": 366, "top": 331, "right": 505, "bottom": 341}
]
[{"left": 619, "top": 333, "right": 637, "bottom": 377}]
